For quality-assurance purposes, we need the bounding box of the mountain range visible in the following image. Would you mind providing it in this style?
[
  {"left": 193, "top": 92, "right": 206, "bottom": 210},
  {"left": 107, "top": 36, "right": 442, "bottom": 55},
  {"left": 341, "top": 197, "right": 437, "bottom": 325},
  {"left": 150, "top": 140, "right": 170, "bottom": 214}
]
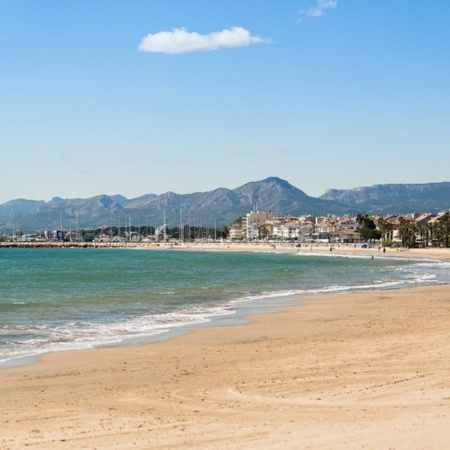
[{"left": 1, "top": 177, "right": 450, "bottom": 232}]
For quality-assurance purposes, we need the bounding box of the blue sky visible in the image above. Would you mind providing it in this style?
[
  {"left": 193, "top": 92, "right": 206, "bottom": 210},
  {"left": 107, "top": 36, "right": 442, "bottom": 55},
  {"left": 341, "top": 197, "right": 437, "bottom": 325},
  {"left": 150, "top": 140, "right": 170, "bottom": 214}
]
[{"left": 1, "top": 1, "right": 449, "bottom": 203}]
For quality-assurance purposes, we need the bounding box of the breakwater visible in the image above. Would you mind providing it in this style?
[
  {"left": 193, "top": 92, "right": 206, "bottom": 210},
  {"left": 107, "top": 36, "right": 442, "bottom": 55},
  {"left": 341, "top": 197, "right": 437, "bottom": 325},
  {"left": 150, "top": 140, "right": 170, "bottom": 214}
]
[{"left": 0, "top": 241, "right": 164, "bottom": 249}]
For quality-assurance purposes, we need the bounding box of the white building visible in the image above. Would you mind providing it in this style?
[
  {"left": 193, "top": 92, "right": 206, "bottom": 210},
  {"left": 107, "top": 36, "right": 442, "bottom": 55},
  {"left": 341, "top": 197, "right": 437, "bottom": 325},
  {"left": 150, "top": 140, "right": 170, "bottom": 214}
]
[
  {"left": 245, "top": 210, "right": 272, "bottom": 240},
  {"left": 229, "top": 227, "right": 244, "bottom": 240}
]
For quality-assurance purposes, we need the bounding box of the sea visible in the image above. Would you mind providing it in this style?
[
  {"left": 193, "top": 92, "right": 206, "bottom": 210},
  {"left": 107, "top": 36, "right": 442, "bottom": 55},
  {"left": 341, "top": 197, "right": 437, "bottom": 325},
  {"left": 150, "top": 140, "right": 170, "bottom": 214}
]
[{"left": 1, "top": 247, "right": 450, "bottom": 368}]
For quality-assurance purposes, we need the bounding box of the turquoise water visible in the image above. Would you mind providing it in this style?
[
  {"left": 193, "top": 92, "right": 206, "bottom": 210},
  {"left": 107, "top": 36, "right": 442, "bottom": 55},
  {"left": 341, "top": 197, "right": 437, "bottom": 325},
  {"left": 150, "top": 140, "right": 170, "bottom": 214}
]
[{"left": 1, "top": 248, "right": 449, "bottom": 367}]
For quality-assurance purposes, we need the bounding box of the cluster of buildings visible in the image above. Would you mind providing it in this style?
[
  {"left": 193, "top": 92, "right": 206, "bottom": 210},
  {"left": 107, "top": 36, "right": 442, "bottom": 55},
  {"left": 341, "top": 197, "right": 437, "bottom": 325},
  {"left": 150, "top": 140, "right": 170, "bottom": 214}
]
[
  {"left": 228, "top": 210, "right": 442, "bottom": 244},
  {"left": 2, "top": 209, "right": 447, "bottom": 246}
]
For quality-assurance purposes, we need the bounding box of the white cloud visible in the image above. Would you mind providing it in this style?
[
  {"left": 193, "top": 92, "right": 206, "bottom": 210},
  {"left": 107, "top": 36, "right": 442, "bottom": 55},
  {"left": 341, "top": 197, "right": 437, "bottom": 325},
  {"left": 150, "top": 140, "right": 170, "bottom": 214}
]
[
  {"left": 138, "top": 26, "right": 271, "bottom": 54},
  {"left": 300, "top": 0, "right": 337, "bottom": 18}
]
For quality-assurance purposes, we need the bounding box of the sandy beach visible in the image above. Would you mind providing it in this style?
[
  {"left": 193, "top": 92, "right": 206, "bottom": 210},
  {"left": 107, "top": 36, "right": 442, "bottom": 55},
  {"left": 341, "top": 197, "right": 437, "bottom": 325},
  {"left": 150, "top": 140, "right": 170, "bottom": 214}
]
[{"left": 1, "top": 246, "right": 450, "bottom": 449}]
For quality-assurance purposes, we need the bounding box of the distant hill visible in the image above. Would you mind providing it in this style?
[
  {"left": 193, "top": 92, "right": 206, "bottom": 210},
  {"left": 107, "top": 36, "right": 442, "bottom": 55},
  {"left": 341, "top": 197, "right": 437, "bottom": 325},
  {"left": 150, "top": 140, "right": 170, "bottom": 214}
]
[
  {"left": 1, "top": 178, "right": 449, "bottom": 232},
  {"left": 319, "top": 182, "right": 450, "bottom": 214},
  {"left": 0, "top": 198, "right": 46, "bottom": 217}
]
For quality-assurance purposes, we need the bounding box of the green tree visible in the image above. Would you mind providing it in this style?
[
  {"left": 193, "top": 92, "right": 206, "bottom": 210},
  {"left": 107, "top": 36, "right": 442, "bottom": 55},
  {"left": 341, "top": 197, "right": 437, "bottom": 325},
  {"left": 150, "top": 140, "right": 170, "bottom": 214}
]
[
  {"left": 356, "top": 214, "right": 374, "bottom": 229},
  {"left": 416, "top": 223, "right": 429, "bottom": 247},
  {"left": 427, "top": 222, "right": 436, "bottom": 247},
  {"left": 435, "top": 212, "right": 450, "bottom": 247},
  {"left": 397, "top": 217, "right": 417, "bottom": 248},
  {"left": 377, "top": 218, "right": 394, "bottom": 245},
  {"left": 356, "top": 214, "right": 380, "bottom": 241}
]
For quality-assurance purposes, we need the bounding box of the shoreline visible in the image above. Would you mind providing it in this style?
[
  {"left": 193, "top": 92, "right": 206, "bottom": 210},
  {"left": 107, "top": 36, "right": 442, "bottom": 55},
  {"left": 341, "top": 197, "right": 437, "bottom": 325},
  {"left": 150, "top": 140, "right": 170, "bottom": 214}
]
[
  {"left": 1, "top": 246, "right": 450, "bottom": 448},
  {"left": 2, "top": 284, "right": 450, "bottom": 448},
  {"left": 1, "top": 244, "right": 449, "bottom": 371},
  {"left": 3, "top": 238, "right": 450, "bottom": 260}
]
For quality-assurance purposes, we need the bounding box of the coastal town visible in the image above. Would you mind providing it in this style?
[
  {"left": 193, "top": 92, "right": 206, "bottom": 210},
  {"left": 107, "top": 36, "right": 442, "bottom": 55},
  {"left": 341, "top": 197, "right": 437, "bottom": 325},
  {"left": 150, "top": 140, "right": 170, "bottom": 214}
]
[{"left": 2, "top": 209, "right": 450, "bottom": 249}]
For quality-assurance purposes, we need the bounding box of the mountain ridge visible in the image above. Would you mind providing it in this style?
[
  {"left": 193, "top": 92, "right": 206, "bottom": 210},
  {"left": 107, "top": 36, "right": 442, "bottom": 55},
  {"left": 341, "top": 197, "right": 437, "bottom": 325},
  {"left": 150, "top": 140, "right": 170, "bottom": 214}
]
[
  {"left": 319, "top": 182, "right": 450, "bottom": 214},
  {"left": 1, "top": 178, "right": 449, "bottom": 232}
]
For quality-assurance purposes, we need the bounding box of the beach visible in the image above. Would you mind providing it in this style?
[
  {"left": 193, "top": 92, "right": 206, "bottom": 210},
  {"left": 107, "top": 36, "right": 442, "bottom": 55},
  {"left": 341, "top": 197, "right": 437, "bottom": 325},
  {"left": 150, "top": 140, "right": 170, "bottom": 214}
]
[
  {"left": 1, "top": 247, "right": 450, "bottom": 449},
  {"left": 2, "top": 238, "right": 450, "bottom": 261}
]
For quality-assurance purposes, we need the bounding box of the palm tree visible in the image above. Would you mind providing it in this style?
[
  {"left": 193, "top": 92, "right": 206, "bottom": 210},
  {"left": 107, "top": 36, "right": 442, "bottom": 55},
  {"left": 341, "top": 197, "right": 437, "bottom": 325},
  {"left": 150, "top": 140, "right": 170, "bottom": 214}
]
[
  {"left": 435, "top": 212, "right": 450, "bottom": 247},
  {"left": 377, "top": 218, "right": 394, "bottom": 246},
  {"left": 397, "top": 217, "right": 417, "bottom": 248},
  {"left": 427, "top": 222, "right": 436, "bottom": 247},
  {"left": 416, "top": 223, "right": 429, "bottom": 247}
]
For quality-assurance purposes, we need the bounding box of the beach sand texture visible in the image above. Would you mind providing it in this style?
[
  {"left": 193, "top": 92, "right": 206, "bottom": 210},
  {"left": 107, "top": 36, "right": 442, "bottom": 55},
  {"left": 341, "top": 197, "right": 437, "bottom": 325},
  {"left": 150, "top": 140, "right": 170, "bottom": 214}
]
[{"left": 2, "top": 276, "right": 450, "bottom": 449}]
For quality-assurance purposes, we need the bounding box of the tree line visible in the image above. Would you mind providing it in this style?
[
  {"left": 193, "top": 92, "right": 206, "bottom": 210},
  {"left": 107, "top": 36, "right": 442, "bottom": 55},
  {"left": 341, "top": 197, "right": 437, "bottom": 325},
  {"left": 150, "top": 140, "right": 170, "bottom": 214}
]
[{"left": 357, "top": 212, "right": 450, "bottom": 248}]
